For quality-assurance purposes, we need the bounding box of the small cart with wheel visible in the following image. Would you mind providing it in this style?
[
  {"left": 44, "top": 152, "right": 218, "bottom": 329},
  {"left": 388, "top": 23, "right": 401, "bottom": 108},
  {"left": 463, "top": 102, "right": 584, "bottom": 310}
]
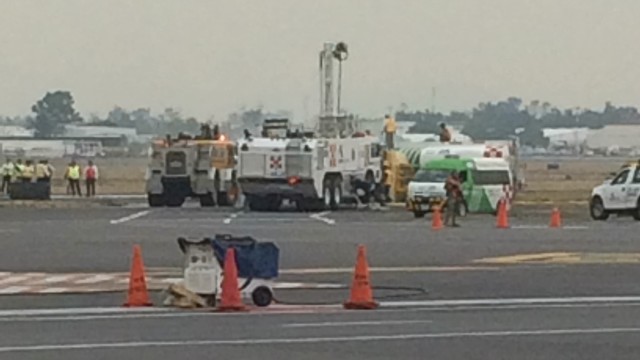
[{"left": 177, "top": 234, "right": 279, "bottom": 307}]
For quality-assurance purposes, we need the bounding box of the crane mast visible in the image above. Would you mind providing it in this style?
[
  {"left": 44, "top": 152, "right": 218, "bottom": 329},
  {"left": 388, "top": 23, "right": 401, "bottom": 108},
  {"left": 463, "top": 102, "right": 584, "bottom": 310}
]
[{"left": 317, "top": 42, "right": 354, "bottom": 138}]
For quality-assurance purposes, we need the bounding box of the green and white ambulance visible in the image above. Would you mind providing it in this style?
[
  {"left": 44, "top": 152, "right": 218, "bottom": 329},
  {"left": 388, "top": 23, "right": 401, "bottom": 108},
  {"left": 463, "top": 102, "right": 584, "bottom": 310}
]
[{"left": 406, "top": 156, "right": 513, "bottom": 217}]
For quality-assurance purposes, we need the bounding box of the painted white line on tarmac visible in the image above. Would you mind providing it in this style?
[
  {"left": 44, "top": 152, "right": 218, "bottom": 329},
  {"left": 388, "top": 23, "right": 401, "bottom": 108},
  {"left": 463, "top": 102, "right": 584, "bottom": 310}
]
[
  {"left": 0, "top": 312, "right": 221, "bottom": 322},
  {"left": 109, "top": 210, "right": 150, "bottom": 224},
  {"left": 74, "top": 275, "right": 117, "bottom": 284},
  {"left": 283, "top": 320, "right": 433, "bottom": 328},
  {"left": 281, "top": 265, "right": 497, "bottom": 275},
  {"left": 379, "top": 296, "right": 640, "bottom": 308},
  {"left": 2, "top": 327, "right": 640, "bottom": 352},
  {"left": 223, "top": 211, "right": 243, "bottom": 225},
  {"left": 309, "top": 211, "right": 335, "bottom": 225},
  {"left": 0, "top": 307, "right": 169, "bottom": 317},
  {"left": 407, "top": 302, "right": 640, "bottom": 313},
  {"left": 157, "top": 278, "right": 345, "bottom": 290},
  {"left": 0, "top": 286, "right": 30, "bottom": 294},
  {"left": 510, "top": 225, "right": 589, "bottom": 230}
]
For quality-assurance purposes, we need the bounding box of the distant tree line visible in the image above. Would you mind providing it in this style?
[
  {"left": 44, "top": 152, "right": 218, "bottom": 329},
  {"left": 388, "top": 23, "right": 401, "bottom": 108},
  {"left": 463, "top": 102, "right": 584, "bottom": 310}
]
[
  {"left": 4, "top": 91, "right": 638, "bottom": 147},
  {"left": 400, "top": 97, "right": 640, "bottom": 147}
]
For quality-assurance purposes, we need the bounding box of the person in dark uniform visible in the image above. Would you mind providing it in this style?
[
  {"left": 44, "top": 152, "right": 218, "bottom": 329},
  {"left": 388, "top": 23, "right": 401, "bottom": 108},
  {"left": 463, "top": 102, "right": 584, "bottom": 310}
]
[{"left": 443, "top": 171, "right": 462, "bottom": 227}]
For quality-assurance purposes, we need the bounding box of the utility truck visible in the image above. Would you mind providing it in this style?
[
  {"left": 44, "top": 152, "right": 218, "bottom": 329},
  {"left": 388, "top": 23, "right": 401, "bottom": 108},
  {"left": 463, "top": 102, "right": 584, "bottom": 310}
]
[
  {"left": 145, "top": 135, "right": 238, "bottom": 207},
  {"left": 236, "top": 42, "right": 384, "bottom": 211}
]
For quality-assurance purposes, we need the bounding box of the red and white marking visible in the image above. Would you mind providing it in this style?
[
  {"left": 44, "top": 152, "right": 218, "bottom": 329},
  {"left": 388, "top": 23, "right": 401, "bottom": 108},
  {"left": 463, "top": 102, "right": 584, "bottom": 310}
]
[
  {"left": 269, "top": 155, "right": 283, "bottom": 170},
  {"left": 0, "top": 272, "right": 343, "bottom": 295},
  {"left": 483, "top": 146, "right": 504, "bottom": 158}
]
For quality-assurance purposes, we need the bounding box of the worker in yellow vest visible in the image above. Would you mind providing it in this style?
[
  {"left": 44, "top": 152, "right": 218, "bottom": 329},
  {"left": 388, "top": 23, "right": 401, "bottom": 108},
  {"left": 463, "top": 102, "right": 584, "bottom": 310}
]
[
  {"left": 1, "top": 158, "right": 15, "bottom": 193},
  {"left": 20, "top": 160, "right": 35, "bottom": 183},
  {"left": 35, "top": 160, "right": 52, "bottom": 183},
  {"left": 65, "top": 160, "right": 82, "bottom": 196},
  {"left": 383, "top": 114, "right": 397, "bottom": 149}
]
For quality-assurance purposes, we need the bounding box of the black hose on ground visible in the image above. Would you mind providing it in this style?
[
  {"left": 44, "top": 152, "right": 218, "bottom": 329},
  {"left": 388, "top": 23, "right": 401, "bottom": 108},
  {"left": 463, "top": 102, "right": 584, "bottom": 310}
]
[{"left": 272, "top": 285, "right": 428, "bottom": 306}]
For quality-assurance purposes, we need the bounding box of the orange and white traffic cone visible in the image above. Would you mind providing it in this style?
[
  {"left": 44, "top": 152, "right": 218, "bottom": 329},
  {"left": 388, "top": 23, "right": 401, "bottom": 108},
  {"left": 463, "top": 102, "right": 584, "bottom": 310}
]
[
  {"left": 216, "top": 247, "right": 247, "bottom": 312},
  {"left": 344, "top": 245, "right": 378, "bottom": 310},
  {"left": 432, "top": 206, "right": 444, "bottom": 230},
  {"left": 550, "top": 207, "right": 562, "bottom": 228},
  {"left": 496, "top": 199, "right": 509, "bottom": 229},
  {"left": 123, "top": 245, "right": 152, "bottom": 307}
]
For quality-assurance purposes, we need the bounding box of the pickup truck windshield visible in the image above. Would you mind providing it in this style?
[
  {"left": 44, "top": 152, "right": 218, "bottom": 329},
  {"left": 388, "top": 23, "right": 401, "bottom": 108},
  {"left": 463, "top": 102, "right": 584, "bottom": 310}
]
[
  {"left": 472, "top": 170, "right": 510, "bottom": 185},
  {"left": 414, "top": 169, "right": 450, "bottom": 182}
]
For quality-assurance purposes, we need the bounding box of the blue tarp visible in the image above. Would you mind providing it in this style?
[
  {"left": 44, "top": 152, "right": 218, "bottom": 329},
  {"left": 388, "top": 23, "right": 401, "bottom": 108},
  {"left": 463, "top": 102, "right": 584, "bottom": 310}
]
[{"left": 209, "top": 234, "right": 279, "bottom": 279}]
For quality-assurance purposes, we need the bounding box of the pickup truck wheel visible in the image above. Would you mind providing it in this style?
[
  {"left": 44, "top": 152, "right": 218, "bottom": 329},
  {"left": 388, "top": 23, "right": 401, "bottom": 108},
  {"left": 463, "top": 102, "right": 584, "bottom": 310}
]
[{"left": 590, "top": 196, "right": 609, "bottom": 221}]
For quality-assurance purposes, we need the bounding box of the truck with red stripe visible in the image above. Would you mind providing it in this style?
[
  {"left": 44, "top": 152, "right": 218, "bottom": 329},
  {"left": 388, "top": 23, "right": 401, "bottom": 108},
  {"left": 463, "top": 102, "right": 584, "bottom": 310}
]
[{"left": 236, "top": 119, "right": 383, "bottom": 211}]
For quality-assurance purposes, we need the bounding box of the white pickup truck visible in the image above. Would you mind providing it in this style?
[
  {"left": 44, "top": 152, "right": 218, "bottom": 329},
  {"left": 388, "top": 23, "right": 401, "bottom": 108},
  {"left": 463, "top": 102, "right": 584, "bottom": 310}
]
[{"left": 589, "top": 162, "right": 640, "bottom": 221}]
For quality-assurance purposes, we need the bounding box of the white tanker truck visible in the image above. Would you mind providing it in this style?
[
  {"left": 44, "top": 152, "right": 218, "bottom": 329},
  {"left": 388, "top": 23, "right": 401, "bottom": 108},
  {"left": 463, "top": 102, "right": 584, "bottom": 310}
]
[{"left": 236, "top": 42, "right": 384, "bottom": 211}]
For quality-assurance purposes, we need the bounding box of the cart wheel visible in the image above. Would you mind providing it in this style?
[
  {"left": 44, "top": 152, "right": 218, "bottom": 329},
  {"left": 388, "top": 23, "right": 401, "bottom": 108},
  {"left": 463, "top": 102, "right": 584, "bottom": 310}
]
[
  {"left": 251, "top": 286, "right": 273, "bottom": 307},
  {"left": 205, "top": 295, "right": 216, "bottom": 308}
]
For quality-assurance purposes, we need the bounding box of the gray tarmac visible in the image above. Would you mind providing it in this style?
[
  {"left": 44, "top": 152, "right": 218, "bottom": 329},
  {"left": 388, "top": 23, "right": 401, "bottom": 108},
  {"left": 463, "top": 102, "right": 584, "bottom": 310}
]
[
  {"left": 1, "top": 302, "right": 640, "bottom": 359},
  {"left": 0, "top": 202, "right": 640, "bottom": 359}
]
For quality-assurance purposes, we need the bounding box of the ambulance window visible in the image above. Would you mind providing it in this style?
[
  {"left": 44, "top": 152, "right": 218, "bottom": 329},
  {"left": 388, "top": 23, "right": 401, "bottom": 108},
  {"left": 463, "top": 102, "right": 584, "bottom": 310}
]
[
  {"left": 459, "top": 171, "right": 468, "bottom": 183},
  {"left": 612, "top": 170, "right": 630, "bottom": 185}
]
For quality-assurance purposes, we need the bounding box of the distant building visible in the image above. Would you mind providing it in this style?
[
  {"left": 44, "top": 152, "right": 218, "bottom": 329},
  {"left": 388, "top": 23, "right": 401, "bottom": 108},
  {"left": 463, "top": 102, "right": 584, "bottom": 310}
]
[
  {"left": 585, "top": 125, "right": 640, "bottom": 150},
  {"left": 0, "top": 125, "right": 34, "bottom": 137},
  {"left": 63, "top": 125, "right": 137, "bottom": 142}
]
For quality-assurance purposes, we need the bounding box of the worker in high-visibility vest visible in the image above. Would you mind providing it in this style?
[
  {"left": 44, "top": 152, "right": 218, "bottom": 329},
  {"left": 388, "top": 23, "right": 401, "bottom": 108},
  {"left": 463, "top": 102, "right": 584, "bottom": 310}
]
[
  {"left": 13, "top": 159, "right": 24, "bottom": 181},
  {"left": 382, "top": 115, "right": 397, "bottom": 149},
  {"left": 65, "top": 160, "right": 82, "bottom": 196},
  {"left": 1, "top": 158, "right": 15, "bottom": 193},
  {"left": 20, "top": 160, "right": 35, "bottom": 183},
  {"left": 35, "top": 160, "right": 52, "bottom": 183}
]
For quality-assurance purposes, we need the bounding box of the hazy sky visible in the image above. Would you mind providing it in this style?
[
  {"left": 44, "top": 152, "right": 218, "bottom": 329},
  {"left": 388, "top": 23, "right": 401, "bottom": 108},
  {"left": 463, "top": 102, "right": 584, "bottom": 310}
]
[{"left": 1, "top": 0, "right": 639, "bottom": 122}]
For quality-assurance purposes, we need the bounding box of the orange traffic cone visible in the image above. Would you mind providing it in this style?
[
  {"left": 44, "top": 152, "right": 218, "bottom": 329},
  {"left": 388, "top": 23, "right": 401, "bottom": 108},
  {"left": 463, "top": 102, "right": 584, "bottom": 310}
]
[
  {"left": 216, "top": 247, "right": 246, "bottom": 312},
  {"left": 344, "top": 245, "right": 379, "bottom": 310},
  {"left": 496, "top": 199, "right": 509, "bottom": 229},
  {"left": 550, "top": 207, "right": 562, "bottom": 228},
  {"left": 123, "top": 245, "right": 152, "bottom": 307},
  {"left": 432, "top": 206, "right": 444, "bottom": 230}
]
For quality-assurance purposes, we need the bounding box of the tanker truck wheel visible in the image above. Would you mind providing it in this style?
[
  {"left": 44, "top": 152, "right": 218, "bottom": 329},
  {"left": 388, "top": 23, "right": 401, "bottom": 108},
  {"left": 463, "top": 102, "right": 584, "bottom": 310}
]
[
  {"left": 147, "top": 193, "right": 165, "bottom": 207},
  {"left": 216, "top": 191, "right": 232, "bottom": 206},
  {"left": 199, "top": 192, "right": 215, "bottom": 207}
]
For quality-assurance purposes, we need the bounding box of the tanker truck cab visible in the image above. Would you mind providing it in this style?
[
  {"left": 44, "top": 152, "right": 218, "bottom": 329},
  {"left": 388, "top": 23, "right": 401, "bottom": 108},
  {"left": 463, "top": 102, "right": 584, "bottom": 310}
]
[
  {"left": 407, "top": 157, "right": 513, "bottom": 217},
  {"left": 589, "top": 161, "right": 640, "bottom": 221}
]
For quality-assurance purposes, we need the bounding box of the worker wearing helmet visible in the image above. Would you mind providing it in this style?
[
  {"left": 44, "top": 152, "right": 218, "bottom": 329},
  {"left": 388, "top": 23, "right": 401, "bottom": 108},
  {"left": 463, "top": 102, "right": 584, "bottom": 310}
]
[{"left": 383, "top": 115, "right": 397, "bottom": 149}]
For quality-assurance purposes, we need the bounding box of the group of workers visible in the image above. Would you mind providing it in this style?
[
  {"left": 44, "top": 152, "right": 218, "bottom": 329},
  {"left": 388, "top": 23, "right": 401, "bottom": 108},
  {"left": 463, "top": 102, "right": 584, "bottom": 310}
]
[
  {"left": 382, "top": 115, "right": 452, "bottom": 150},
  {"left": 0, "top": 158, "right": 99, "bottom": 197},
  {"left": 382, "top": 114, "right": 459, "bottom": 225}
]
